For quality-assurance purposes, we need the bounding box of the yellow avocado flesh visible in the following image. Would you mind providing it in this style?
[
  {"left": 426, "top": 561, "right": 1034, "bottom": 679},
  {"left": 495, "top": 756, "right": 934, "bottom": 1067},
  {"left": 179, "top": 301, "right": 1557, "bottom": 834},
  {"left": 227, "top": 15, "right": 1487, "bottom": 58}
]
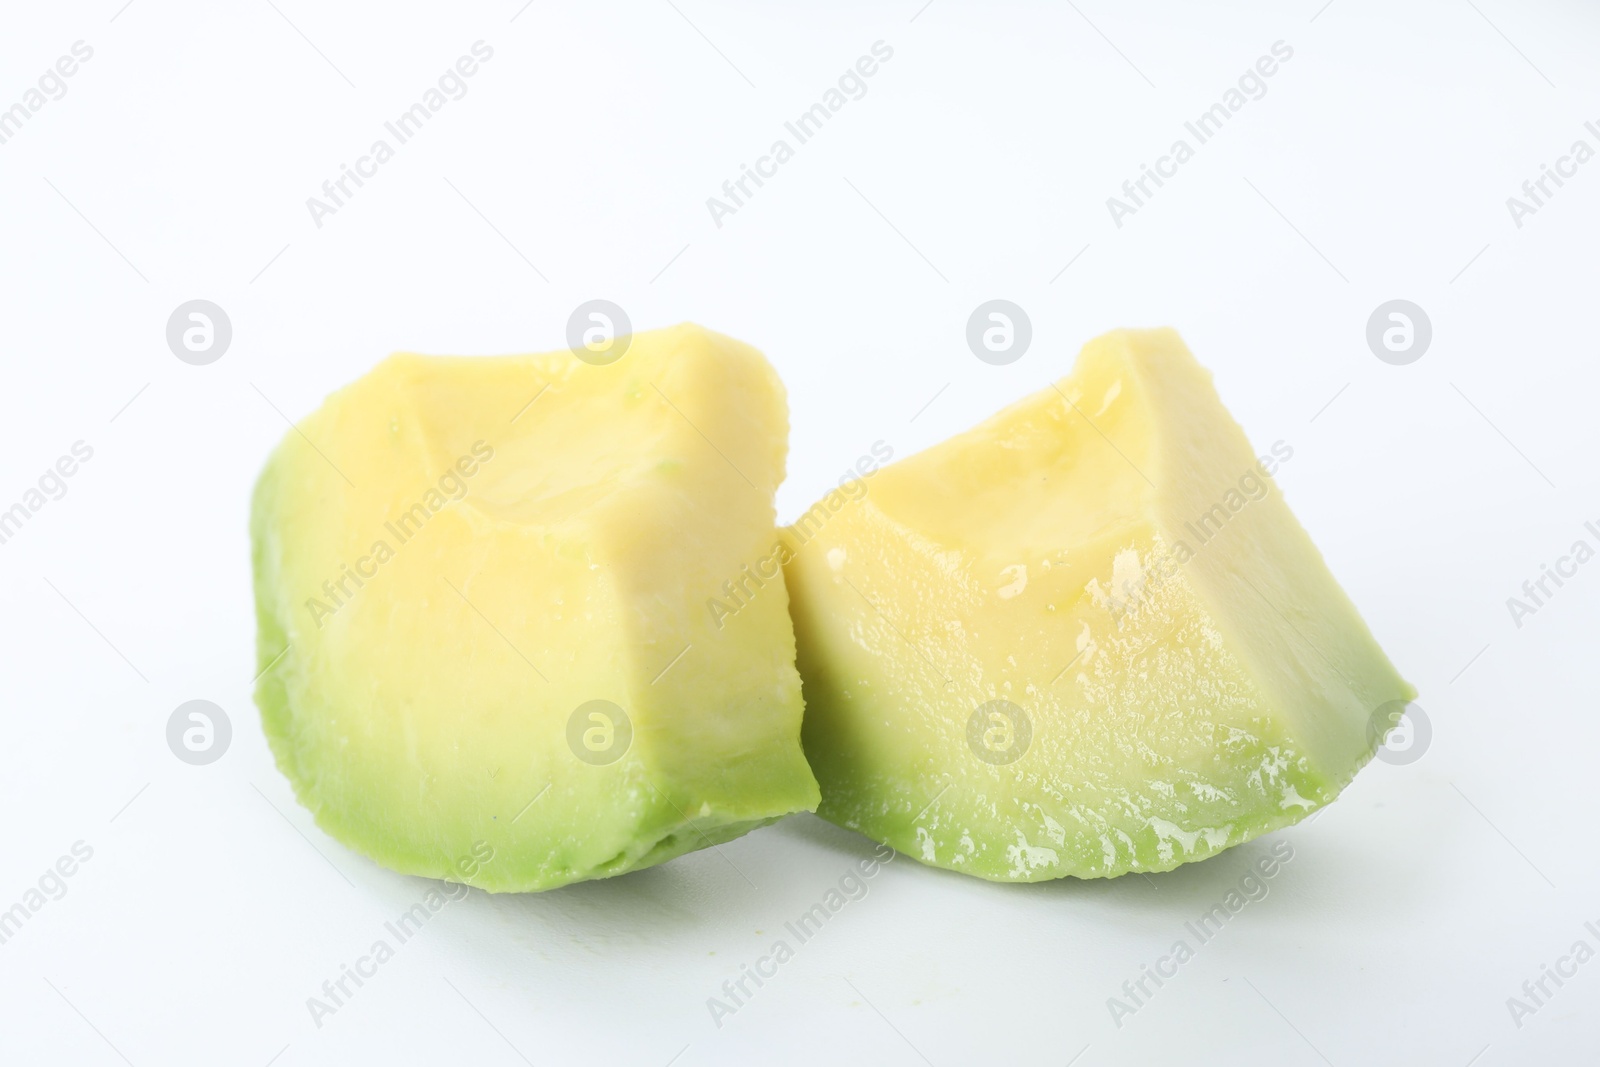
[
  {"left": 784, "top": 329, "right": 1413, "bottom": 881},
  {"left": 251, "top": 324, "right": 819, "bottom": 892}
]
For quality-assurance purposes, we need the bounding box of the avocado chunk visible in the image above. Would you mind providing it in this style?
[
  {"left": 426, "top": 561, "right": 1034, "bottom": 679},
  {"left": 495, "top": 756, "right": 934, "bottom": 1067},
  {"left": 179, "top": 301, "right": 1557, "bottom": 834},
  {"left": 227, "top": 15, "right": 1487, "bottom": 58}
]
[
  {"left": 251, "top": 324, "right": 819, "bottom": 892},
  {"left": 784, "top": 328, "right": 1413, "bottom": 881}
]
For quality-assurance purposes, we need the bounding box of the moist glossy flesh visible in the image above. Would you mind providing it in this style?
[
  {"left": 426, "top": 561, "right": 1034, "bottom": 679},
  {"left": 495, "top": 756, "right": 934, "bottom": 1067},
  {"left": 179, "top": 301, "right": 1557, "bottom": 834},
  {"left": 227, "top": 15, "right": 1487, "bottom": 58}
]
[{"left": 785, "top": 328, "right": 1413, "bottom": 881}]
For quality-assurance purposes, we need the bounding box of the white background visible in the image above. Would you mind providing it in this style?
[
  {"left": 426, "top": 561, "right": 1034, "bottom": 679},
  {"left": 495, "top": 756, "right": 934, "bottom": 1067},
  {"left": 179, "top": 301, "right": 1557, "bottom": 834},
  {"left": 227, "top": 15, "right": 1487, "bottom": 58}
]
[{"left": 1, "top": 1, "right": 1597, "bottom": 1064}]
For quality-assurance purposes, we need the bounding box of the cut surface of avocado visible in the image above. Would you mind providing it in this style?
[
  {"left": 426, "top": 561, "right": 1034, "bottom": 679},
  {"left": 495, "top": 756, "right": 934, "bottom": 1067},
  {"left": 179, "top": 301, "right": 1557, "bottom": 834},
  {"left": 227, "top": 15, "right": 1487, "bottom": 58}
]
[
  {"left": 251, "top": 324, "right": 818, "bottom": 892},
  {"left": 784, "top": 328, "right": 1413, "bottom": 881}
]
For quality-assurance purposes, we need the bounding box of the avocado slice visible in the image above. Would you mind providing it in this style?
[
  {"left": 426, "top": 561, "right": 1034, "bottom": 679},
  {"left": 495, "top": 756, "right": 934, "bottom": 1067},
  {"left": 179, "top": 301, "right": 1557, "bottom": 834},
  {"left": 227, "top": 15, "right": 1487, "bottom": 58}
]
[
  {"left": 251, "top": 324, "right": 818, "bottom": 891},
  {"left": 784, "top": 328, "right": 1413, "bottom": 881}
]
